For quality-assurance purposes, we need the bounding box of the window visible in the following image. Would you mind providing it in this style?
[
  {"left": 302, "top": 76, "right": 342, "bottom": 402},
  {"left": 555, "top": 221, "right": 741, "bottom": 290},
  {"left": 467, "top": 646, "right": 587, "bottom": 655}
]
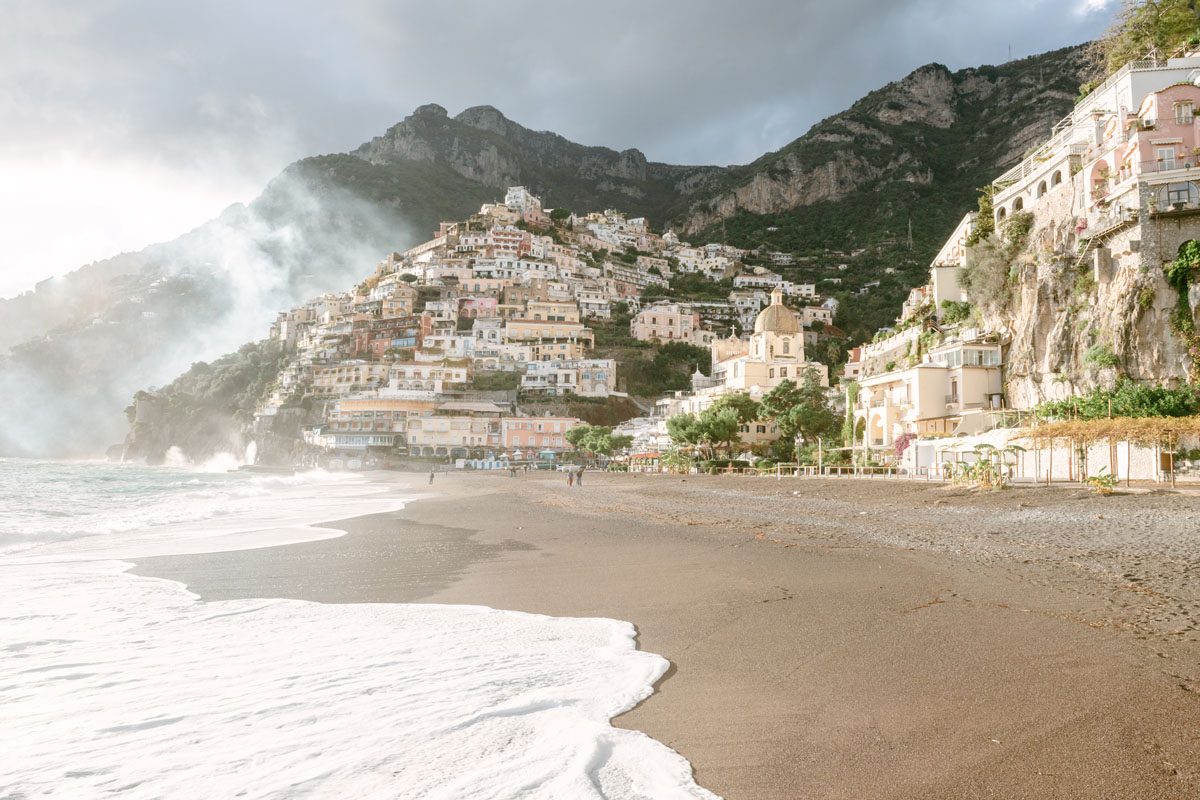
[
  {"left": 1177, "top": 102, "right": 1193, "bottom": 125},
  {"left": 769, "top": 368, "right": 775, "bottom": 378},
  {"left": 780, "top": 367, "right": 788, "bottom": 377},
  {"left": 1166, "top": 182, "right": 1198, "bottom": 206},
  {"left": 782, "top": 339, "right": 790, "bottom": 354},
  {"left": 1158, "top": 146, "right": 1177, "bottom": 171}
]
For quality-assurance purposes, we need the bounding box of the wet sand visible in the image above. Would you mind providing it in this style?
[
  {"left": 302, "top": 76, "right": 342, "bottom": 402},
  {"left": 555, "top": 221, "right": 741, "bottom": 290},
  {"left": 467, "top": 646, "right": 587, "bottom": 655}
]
[{"left": 134, "top": 471, "right": 1200, "bottom": 799}]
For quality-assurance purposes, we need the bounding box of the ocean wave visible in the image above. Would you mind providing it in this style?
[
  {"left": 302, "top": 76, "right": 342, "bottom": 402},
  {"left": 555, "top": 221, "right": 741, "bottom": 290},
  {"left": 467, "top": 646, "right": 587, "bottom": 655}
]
[
  {"left": 3, "top": 561, "right": 718, "bottom": 799},
  {"left": 0, "top": 460, "right": 396, "bottom": 558}
]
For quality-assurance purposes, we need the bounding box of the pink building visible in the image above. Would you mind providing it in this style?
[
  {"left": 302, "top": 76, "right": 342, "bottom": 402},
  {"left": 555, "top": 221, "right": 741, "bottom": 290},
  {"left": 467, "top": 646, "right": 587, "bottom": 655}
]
[
  {"left": 502, "top": 416, "right": 582, "bottom": 451},
  {"left": 630, "top": 303, "right": 702, "bottom": 344},
  {"left": 995, "top": 81, "right": 1200, "bottom": 225},
  {"left": 458, "top": 297, "right": 498, "bottom": 319}
]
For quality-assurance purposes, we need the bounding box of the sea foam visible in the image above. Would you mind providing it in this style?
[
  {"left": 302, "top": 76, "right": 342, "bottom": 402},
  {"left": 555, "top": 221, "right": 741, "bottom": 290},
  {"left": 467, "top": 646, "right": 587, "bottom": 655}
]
[{"left": 2, "top": 560, "right": 717, "bottom": 799}]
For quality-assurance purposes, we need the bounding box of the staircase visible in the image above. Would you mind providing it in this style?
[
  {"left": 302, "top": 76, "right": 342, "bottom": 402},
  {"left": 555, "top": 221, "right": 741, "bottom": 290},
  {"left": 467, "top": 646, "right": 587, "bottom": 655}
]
[{"left": 1074, "top": 209, "right": 1137, "bottom": 269}]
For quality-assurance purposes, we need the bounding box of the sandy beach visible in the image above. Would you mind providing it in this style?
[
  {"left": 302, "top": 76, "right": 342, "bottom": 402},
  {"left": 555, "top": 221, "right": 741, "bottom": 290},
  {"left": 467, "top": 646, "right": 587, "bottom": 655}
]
[{"left": 133, "top": 471, "right": 1200, "bottom": 799}]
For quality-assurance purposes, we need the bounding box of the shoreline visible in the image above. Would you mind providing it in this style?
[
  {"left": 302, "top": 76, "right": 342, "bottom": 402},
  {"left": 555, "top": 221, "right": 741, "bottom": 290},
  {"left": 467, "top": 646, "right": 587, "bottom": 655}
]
[{"left": 132, "top": 471, "right": 1200, "bottom": 799}]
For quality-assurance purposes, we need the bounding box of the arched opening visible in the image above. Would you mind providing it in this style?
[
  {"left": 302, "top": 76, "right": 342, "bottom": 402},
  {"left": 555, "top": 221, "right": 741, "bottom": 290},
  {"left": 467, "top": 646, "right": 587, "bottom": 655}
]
[
  {"left": 869, "top": 414, "right": 885, "bottom": 447},
  {"left": 1051, "top": 170, "right": 1062, "bottom": 187},
  {"left": 1037, "top": 181, "right": 1047, "bottom": 198},
  {"left": 1013, "top": 197, "right": 1024, "bottom": 212},
  {"left": 1162, "top": 182, "right": 1200, "bottom": 209},
  {"left": 997, "top": 207, "right": 1007, "bottom": 221}
]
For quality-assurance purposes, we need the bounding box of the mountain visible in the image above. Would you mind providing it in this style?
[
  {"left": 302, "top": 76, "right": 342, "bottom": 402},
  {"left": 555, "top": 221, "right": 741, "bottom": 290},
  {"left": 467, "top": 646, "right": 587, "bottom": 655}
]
[
  {"left": 685, "top": 47, "right": 1089, "bottom": 257},
  {"left": 0, "top": 45, "right": 1088, "bottom": 457}
]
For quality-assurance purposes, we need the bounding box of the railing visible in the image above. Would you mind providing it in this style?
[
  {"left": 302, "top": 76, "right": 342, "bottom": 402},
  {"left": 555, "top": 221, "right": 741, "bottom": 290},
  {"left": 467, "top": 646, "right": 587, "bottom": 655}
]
[
  {"left": 713, "top": 464, "right": 953, "bottom": 481},
  {"left": 997, "top": 59, "right": 1167, "bottom": 190},
  {"left": 1086, "top": 207, "right": 1137, "bottom": 236},
  {"left": 945, "top": 394, "right": 960, "bottom": 405},
  {"left": 1137, "top": 159, "right": 1198, "bottom": 174},
  {"left": 1152, "top": 198, "right": 1200, "bottom": 214}
]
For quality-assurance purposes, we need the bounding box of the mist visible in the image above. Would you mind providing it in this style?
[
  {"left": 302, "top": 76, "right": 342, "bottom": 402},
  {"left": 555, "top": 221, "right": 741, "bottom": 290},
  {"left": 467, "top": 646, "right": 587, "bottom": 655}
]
[{"left": 0, "top": 168, "right": 414, "bottom": 458}]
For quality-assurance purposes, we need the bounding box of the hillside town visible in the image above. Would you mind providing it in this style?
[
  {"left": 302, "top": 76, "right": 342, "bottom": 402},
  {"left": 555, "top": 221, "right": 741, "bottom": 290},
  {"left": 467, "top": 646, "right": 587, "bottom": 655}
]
[
  {"left": 253, "top": 185, "right": 841, "bottom": 467},
  {"left": 248, "top": 53, "right": 1200, "bottom": 482}
]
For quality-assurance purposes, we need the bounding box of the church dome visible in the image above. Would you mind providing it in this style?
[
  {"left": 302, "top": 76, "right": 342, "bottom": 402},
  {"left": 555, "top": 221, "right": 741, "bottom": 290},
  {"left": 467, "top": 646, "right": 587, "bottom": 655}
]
[{"left": 753, "top": 287, "right": 800, "bottom": 334}]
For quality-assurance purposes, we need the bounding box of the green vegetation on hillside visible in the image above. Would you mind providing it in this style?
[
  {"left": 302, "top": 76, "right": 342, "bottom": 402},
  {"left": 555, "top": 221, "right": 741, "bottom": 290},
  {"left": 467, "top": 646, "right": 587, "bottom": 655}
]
[
  {"left": 469, "top": 371, "right": 521, "bottom": 391},
  {"left": 1090, "top": 0, "right": 1200, "bottom": 77},
  {"left": 125, "top": 340, "right": 292, "bottom": 462},
  {"left": 618, "top": 341, "right": 711, "bottom": 397}
]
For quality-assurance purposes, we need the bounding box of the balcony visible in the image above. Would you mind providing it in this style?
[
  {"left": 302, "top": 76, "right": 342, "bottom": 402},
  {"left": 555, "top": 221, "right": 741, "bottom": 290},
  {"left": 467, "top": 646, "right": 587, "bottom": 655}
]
[
  {"left": 1137, "top": 158, "right": 1198, "bottom": 176},
  {"left": 945, "top": 394, "right": 960, "bottom": 406},
  {"left": 1151, "top": 198, "right": 1200, "bottom": 216}
]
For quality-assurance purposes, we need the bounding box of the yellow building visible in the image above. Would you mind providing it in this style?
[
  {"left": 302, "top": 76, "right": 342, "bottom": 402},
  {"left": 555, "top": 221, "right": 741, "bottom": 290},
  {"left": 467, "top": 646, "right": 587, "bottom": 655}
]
[
  {"left": 505, "top": 319, "right": 595, "bottom": 349},
  {"left": 708, "top": 288, "right": 829, "bottom": 392},
  {"left": 312, "top": 362, "right": 391, "bottom": 396},
  {"left": 853, "top": 335, "right": 1003, "bottom": 448}
]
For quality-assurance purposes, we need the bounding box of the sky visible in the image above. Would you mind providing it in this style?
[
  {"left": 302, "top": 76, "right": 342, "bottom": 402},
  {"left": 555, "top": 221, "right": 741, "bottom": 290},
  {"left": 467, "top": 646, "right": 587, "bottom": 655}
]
[{"left": 1, "top": 0, "right": 1118, "bottom": 298}]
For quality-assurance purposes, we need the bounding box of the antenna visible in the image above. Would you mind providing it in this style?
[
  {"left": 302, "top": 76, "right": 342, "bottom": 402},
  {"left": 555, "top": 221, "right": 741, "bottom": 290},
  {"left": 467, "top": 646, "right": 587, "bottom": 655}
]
[{"left": 1008, "top": 44, "right": 1012, "bottom": 62}]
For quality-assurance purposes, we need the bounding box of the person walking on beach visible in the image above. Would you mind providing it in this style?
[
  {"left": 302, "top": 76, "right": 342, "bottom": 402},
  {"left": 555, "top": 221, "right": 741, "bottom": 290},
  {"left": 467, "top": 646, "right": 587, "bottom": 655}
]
[
  {"left": 567, "top": 469, "right": 574, "bottom": 487},
  {"left": 428, "top": 469, "right": 435, "bottom": 485},
  {"left": 576, "top": 467, "right": 584, "bottom": 486}
]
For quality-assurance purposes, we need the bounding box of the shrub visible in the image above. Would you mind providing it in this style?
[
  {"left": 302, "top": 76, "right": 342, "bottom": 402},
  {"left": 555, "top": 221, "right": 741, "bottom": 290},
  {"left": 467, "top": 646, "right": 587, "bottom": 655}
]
[
  {"left": 940, "top": 300, "right": 973, "bottom": 325},
  {"left": 1083, "top": 343, "right": 1120, "bottom": 368},
  {"left": 1137, "top": 285, "right": 1156, "bottom": 312},
  {"left": 1085, "top": 468, "right": 1118, "bottom": 495}
]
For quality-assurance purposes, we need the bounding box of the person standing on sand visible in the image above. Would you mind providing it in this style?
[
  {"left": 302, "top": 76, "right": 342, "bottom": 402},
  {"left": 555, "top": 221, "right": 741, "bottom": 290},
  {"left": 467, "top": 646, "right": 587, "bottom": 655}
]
[
  {"left": 568, "top": 470, "right": 574, "bottom": 487},
  {"left": 429, "top": 469, "right": 435, "bottom": 485},
  {"left": 576, "top": 467, "right": 584, "bottom": 486}
]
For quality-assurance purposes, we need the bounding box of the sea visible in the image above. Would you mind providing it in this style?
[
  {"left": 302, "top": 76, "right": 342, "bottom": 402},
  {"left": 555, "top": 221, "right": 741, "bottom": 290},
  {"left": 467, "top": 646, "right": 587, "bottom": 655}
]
[{"left": 0, "top": 457, "right": 718, "bottom": 799}]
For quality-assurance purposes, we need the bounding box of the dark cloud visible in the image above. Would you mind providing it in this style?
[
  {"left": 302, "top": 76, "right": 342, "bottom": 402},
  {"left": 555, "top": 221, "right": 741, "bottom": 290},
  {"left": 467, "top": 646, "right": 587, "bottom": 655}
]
[{"left": 1, "top": 0, "right": 1112, "bottom": 294}]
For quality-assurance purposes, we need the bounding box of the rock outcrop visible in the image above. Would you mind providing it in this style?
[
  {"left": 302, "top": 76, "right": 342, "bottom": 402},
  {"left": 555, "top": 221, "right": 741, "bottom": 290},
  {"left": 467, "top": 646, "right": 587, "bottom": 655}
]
[{"left": 976, "top": 181, "right": 1197, "bottom": 406}]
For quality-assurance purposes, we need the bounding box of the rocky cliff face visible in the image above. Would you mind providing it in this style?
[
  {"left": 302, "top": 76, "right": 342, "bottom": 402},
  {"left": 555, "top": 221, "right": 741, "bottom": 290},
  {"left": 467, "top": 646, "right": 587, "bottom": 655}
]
[
  {"left": 351, "top": 103, "right": 725, "bottom": 221},
  {"left": 678, "top": 47, "right": 1089, "bottom": 240},
  {"left": 976, "top": 180, "right": 1197, "bottom": 407}
]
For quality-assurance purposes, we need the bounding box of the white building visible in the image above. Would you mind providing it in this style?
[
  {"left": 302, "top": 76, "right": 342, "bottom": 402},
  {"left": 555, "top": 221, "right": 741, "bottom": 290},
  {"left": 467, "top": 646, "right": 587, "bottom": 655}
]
[{"left": 521, "top": 358, "right": 616, "bottom": 397}]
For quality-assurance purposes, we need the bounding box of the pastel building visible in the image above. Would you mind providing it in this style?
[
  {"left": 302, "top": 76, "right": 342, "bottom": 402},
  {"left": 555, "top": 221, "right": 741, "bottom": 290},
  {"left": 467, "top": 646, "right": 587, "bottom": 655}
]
[
  {"left": 853, "top": 334, "right": 1004, "bottom": 448},
  {"left": 630, "top": 303, "right": 701, "bottom": 344},
  {"left": 501, "top": 416, "right": 582, "bottom": 451},
  {"left": 706, "top": 288, "right": 830, "bottom": 393},
  {"left": 521, "top": 358, "right": 616, "bottom": 397},
  {"left": 992, "top": 55, "right": 1200, "bottom": 229}
]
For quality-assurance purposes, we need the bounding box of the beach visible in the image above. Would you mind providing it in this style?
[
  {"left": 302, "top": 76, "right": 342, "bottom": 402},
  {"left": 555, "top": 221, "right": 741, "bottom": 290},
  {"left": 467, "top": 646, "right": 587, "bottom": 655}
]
[{"left": 133, "top": 471, "right": 1200, "bottom": 799}]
